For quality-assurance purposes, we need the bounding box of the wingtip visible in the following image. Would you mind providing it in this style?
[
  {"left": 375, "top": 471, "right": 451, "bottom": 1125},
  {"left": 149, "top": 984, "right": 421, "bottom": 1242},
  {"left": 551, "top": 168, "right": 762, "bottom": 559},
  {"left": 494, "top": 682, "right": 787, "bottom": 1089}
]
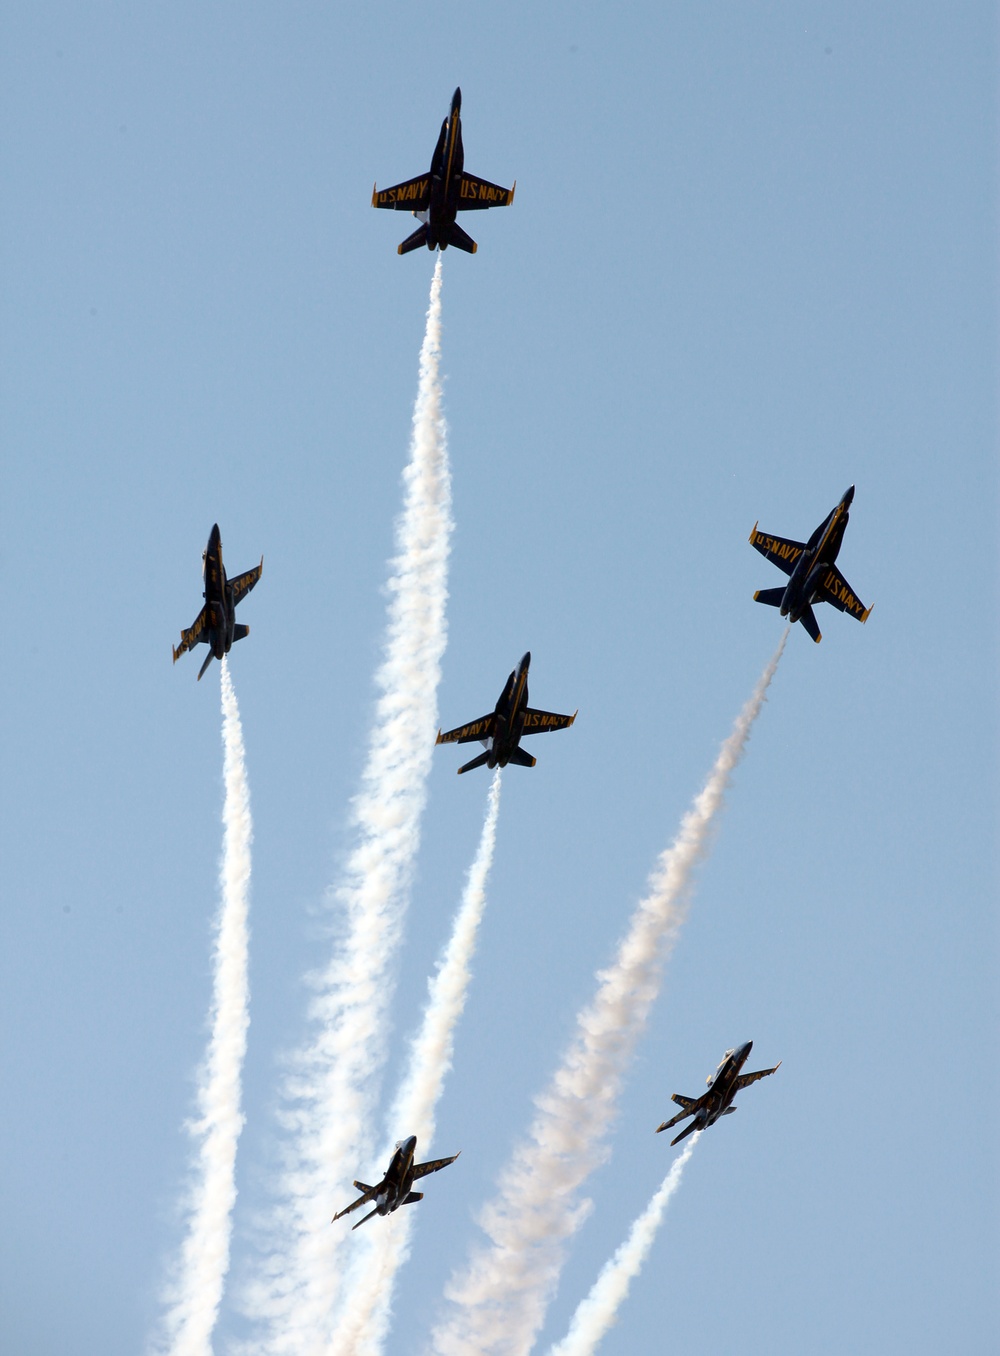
[
  {"left": 749, "top": 520, "right": 759, "bottom": 543},
  {"left": 569, "top": 709, "right": 579, "bottom": 725},
  {"left": 434, "top": 728, "right": 443, "bottom": 745},
  {"left": 371, "top": 181, "right": 378, "bottom": 208},
  {"left": 861, "top": 603, "right": 872, "bottom": 623},
  {"left": 655, "top": 1123, "right": 666, "bottom": 1134}
]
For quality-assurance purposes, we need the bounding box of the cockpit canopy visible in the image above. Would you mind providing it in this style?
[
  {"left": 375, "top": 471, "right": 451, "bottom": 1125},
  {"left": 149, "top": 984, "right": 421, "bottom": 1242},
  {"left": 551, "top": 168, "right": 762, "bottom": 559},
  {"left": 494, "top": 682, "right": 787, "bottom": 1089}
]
[{"left": 707, "top": 1049, "right": 736, "bottom": 1085}]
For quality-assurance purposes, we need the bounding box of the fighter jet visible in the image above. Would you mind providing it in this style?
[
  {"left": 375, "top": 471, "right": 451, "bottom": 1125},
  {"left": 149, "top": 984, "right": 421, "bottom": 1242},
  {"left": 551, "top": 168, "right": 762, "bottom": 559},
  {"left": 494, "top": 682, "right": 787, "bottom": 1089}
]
[
  {"left": 372, "top": 87, "right": 515, "bottom": 255},
  {"left": 436, "top": 652, "right": 576, "bottom": 774},
  {"left": 172, "top": 523, "right": 263, "bottom": 680},
  {"left": 332, "top": 1135, "right": 460, "bottom": 1230},
  {"left": 749, "top": 485, "right": 871, "bottom": 643},
  {"left": 656, "top": 1041, "right": 781, "bottom": 1147}
]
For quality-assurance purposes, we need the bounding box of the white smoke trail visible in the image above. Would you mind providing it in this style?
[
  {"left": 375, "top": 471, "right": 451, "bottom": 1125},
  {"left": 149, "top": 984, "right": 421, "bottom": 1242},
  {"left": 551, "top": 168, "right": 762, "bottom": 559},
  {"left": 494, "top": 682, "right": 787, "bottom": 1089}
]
[
  {"left": 244, "top": 259, "right": 451, "bottom": 1356},
  {"left": 330, "top": 770, "right": 503, "bottom": 1356},
  {"left": 153, "top": 657, "right": 253, "bottom": 1356},
  {"left": 429, "top": 635, "right": 787, "bottom": 1356},
  {"left": 546, "top": 1135, "right": 699, "bottom": 1356}
]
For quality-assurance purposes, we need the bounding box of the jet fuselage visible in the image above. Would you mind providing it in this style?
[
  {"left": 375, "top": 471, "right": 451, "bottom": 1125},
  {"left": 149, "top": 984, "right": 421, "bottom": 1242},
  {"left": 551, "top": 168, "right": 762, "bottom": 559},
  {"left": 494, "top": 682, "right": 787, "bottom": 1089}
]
[
  {"left": 202, "top": 523, "right": 236, "bottom": 661},
  {"left": 423, "top": 88, "right": 465, "bottom": 251},
  {"left": 486, "top": 650, "right": 532, "bottom": 768},
  {"left": 374, "top": 1135, "right": 419, "bottom": 1217},
  {"left": 696, "top": 1040, "right": 755, "bottom": 1128},
  {"left": 780, "top": 486, "right": 854, "bottom": 623}
]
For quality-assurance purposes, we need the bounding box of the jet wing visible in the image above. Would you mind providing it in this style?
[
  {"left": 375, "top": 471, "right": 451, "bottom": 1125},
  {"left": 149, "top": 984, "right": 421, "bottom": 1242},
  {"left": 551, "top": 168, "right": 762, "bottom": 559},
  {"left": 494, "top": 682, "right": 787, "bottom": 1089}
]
[
  {"left": 656, "top": 1093, "right": 705, "bottom": 1132},
  {"left": 749, "top": 525, "right": 807, "bottom": 576},
  {"left": 411, "top": 1151, "right": 460, "bottom": 1180},
  {"left": 332, "top": 1180, "right": 380, "bottom": 1222},
  {"left": 457, "top": 173, "right": 515, "bottom": 210},
  {"left": 816, "top": 565, "right": 871, "bottom": 622},
  {"left": 230, "top": 558, "right": 263, "bottom": 607},
  {"left": 734, "top": 1061, "right": 781, "bottom": 1091},
  {"left": 520, "top": 707, "right": 577, "bottom": 736},
  {"left": 173, "top": 605, "right": 207, "bottom": 661},
  {"left": 436, "top": 715, "right": 496, "bottom": 745},
  {"left": 372, "top": 175, "right": 432, "bottom": 211}
]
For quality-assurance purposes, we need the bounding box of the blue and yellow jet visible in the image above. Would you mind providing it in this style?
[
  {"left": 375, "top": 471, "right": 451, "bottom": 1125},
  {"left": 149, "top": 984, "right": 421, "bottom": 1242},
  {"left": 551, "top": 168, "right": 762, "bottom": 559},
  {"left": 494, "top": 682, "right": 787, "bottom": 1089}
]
[
  {"left": 436, "top": 652, "right": 576, "bottom": 774},
  {"left": 332, "top": 1135, "right": 459, "bottom": 1230},
  {"left": 172, "top": 524, "right": 263, "bottom": 680},
  {"left": 372, "top": 88, "right": 514, "bottom": 255},
  {"left": 656, "top": 1041, "right": 781, "bottom": 1147},
  {"left": 749, "top": 485, "right": 871, "bottom": 643}
]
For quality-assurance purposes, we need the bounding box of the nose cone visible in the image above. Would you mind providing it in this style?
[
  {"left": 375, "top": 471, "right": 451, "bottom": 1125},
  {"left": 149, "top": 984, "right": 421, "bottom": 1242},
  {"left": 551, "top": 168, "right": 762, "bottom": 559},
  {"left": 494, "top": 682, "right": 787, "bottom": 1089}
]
[
  {"left": 736, "top": 1040, "right": 753, "bottom": 1060},
  {"left": 842, "top": 485, "right": 855, "bottom": 507},
  {"left": 208, "top": 523, "right": 221, "bottom": 549},
  {"left": 401, "top": 1134, "right": 417, "bottom": 1155},
  {"left": 452, "top": 87, "right": 462, "bottom": 113},
  {"left": 520, "top": 651, "right": 531, "bottom": 672}
]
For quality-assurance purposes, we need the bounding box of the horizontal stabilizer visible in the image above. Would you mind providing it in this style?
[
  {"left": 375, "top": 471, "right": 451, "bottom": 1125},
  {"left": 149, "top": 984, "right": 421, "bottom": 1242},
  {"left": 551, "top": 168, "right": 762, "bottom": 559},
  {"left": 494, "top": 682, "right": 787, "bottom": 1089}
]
[
  {"left": 671, "top": 1093, "right": 698, "bottom": 1110},
  {"left": 233, "top": 623, "right": 249, "bottom": 642},
  {"left": 197, "top": 651, "right": 215, "bottom": 682},
  {"left": 398, "top": 223, "right": 429, "bottom": 255},
  {"left": 447, "top": 221, "right": 478, "bottom": 254},
  {"left": 753, "top": 587, "right": 785, "bottom": 609},
  {"left": 507, "top": 746, "right": 536, "bottom": 769},
  {"left": 458, "top": 751, "right": 491, "bottom": 775},
  {"left": 669, "top": 1119, "right": 700, "bottom": 1148},
  {"left": 799, "top": 605, "right": 822, "bottom": 644},
  {"left": 402, "top": 1191, "right": 424, "bottom": 1206}
]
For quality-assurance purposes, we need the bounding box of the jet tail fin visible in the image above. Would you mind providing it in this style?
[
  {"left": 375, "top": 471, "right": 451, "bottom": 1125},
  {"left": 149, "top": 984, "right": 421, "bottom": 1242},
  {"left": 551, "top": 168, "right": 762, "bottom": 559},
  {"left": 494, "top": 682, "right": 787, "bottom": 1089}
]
[
  {"left": 398, "top": 223, "right": 429, "bottom": 255},
  {"left": 197, "top": 651, "right": 215, "bottom": 681},
  {"left": 402, "top": 1191, "right": 424, "bottom": 1206},
  {"left": 447, "top": 221, "right": 478, "bottom": 254},
  {"left": 458, "top": 751, "right": 491, "bottom": 775},
  {"left": 506, "top": 746, "right": 537, "bottom": 769},
  {"left": 799, "top": 605, "right": 822, "bottom": 643},
  {"left": 753, "top": 587, "right": 785, "bottom": 609}
]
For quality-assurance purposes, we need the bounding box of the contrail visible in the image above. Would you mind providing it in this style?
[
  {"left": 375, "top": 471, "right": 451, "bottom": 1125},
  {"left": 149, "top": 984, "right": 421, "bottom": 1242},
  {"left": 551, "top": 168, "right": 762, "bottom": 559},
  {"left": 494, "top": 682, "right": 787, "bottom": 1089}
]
[
  {"left": 244, "top": 259, "right": 451, "bottom": 1356},
  {"left": 153, "top": 657, "right": 253, "bottom": 1356},
  {"left": 330, "top": 771, "right": 503, "bottom": 1356},
  {"left": 545, "top": 1135, "right": 699, "bottom": 1356},
  {"left": 429, "top": 635, "right": 787, "bottom": 1356}
]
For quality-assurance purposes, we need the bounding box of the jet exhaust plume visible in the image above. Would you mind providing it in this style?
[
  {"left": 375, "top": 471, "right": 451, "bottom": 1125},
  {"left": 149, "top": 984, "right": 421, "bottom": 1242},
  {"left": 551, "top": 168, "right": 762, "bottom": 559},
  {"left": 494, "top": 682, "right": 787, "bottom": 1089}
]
[
  {"left": 330, "top": 770, "right": 503, "bottom": 1356},
  {"left": 429, "top": 635, "right": 787, "bottom": 1356},
  {"left": 546, "top": 1136, "right": 699, "bottom": 1356},
  {"left": 153, "top": 658, "right": 253, "bottom": 1356},
  {"left": 245, "top": 259, "right": 452, "bottom": 1354}
]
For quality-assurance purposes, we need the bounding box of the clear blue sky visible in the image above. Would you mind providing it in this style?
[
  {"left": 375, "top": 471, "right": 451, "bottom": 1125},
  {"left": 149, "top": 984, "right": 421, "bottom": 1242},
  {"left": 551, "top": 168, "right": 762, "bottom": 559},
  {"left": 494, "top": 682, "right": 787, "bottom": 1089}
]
[{"left": 1, "top": 4, "right": 996, "bottom": 1353}]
